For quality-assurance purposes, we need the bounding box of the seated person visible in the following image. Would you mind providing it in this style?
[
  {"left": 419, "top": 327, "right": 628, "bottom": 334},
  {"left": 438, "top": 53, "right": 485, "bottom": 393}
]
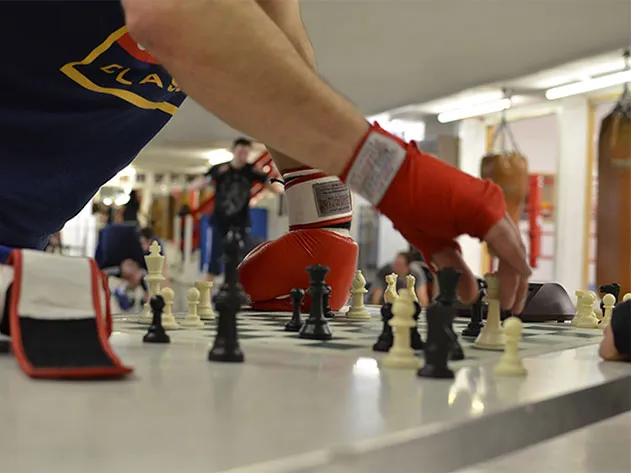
[
  {"left": 139, "top": 227, "right": 161, "bottom": 253},
  {"left": 599, "top": 299, "right": 630, "bottom": 362},
  {"left": 370, "top": 251, "right": 429, "bottom": 306},
  {"left": 106, "top": 258, "right": 149, "bottom": 312}
]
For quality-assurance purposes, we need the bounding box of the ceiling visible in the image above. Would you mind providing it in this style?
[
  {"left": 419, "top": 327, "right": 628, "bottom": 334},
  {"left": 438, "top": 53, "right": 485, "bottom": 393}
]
[{"left": 137, "top": 0, "right": 631, "bottom": 170}]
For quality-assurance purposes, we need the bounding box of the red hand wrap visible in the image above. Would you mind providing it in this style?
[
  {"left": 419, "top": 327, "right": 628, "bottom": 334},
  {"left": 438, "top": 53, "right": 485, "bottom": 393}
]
[{"left": 342, "top": 124, "right": 506, "bottom": 260}]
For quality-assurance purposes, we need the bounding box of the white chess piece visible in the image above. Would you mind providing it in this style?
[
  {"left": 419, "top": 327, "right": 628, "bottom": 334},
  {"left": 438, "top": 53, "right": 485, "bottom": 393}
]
[
  {"left": 160, "top": 287, "right": 180, "bottom": 330},
  {"left": 623, "top": 293, "right": 631, "bottom": 302},
  {"left": 194, "top": 281, "right": 216, "bottom": 320},
  {"left": 574, "top": 291, "right": 599, "bottom": 328},
  {"left": 571, "top": 290, "right": 585, "bottom": 326},
  {"left": 493, "top": 316, "right": 527, "bottom": 376},
  {"left": 384, "top": 273, "right": 398, "bottom": 304},
  {"left": 345, "top": 270, "right": 371, "bottom": 319},
  {"left": 382, "top": 289, "right": 420, "bottom": 369},
  {"left": 139, "top": 241, "right": 165, "bottom": 324},
  {"left": 181, "top": 287, "right": 204, "bottom": 328},
  {"left": 601, "top": 293, "right": 616, "bottom": 330},
  {"left": 406, "top": 274, "right": 419, "bottom": 303},
  {"left": 474, "top": 273, "right": 505, "bottom": 350}
]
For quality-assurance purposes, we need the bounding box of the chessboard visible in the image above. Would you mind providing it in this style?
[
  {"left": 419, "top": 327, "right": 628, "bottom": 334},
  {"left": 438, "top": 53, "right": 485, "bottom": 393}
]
[{"left": 112, "top": 305, "right": 604, "bottom": 366}]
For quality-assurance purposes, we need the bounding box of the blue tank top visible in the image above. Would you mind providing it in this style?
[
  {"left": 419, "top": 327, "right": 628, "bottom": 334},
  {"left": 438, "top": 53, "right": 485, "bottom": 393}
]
[{"left": 0, "top": 2, "right": 186, "bottom": 249}]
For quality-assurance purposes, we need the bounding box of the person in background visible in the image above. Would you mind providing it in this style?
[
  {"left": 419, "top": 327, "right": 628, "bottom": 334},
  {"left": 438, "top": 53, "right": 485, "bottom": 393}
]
[
  {"left": 112, "top": 258, "right": 149, "bottom": 312},
  {"left": 370, "top": 251, "right": 429, "bottom": 306},
  {"left": 190, "top": 137, "right": 280, "bottom": 281},
  {"left": 599, "top": 299, "right": 630, "bottom": 362},
  {"left": 408, "top": 246, "right": 435, "bottom": 298},
  {"left": 139, "top": 227, "right": 160, "bottom": 253},
  {"left": 118, "top": 190, "right": 141, "bottom": 224}
]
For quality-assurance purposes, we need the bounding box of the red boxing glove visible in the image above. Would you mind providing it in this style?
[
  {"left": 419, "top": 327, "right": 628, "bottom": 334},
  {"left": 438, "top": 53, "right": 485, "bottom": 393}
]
[
  {"left": 240, "top": 168, "right": 358, "bottom": 311},
  {"left": 341, "top": 123, "right": 506, "bottom": 261}
]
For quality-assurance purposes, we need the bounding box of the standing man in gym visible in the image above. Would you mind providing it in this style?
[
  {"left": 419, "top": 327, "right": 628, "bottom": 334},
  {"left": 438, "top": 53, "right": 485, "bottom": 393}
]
[{"left": 195, "top": 138, "right": 279, "bottom": 281}]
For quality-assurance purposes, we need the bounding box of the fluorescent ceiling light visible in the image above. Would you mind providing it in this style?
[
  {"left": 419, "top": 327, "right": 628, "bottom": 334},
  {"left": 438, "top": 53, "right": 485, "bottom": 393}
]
[
  {"left": 545, "top": 70, "right": 631, "bottom": 100},
  {"left": 437, "top": 98, "right": 511, "bottom": 123},
  {"left": 204, "top": 148, "right": 233, "bottom": 165}
]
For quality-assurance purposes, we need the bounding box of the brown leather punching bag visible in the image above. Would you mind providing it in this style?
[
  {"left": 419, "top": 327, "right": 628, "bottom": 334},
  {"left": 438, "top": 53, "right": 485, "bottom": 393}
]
[
  {"left": 597, "top": 96, "right": 631, "bottom": 295},
  {"left": 481, "top": 152, "right": 529, "bottom": 224}
]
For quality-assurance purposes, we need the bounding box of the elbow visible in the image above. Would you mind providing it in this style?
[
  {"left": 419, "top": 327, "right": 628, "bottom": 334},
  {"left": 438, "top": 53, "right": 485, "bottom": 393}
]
[{"left": 122, "top": 0, "right": 179, "bottom": 57}]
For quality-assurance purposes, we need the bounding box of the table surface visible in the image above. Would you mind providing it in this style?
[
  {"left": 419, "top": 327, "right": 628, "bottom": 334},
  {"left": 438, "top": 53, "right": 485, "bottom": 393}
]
[
  {"left": 0, "top": 322, "right": 630, "bottom": 473},
  {"left": 454, "top": 412, "right": 631, "bottom": 473}
]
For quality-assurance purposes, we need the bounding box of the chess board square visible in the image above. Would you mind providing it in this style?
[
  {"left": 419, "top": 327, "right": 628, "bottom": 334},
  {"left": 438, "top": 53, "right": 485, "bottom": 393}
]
[
  {"left": 559, "top": 332, "right": 602, "bottom": 339},
  {"left": 525, "top": 325, "right": 566, "bottom": 332},
  {"left": 299, "top": 341, "right": 366, "bottom": 350},
  {"left": 239, "top": 334, "right": 269, "bottom": 340}
]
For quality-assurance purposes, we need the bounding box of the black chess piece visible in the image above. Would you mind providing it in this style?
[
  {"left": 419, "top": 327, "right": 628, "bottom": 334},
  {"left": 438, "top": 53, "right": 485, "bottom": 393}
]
[
  {"left": 417, "top": 303, "right": 454, "bottom": 379},
  {"left": 299, "top": 265, "right": 333, "bottom": 340},
  {"left": 418, "top": 268, "right": 462, "bottom": 379},
  {"left": 410, "top": 302, "right": 424, "bottom": 351},
  {"left": 462, "top": 277, "right": 487, "bottom": 338},
  {"left": 285, "top": 288, "right": 305, "bottom": 332},
  {"left": 600, "top": 283, "right": 621, "bottom": 312},
  {"left": 143, "top": 295, "right": 170, "bottom": 343},
  {"left": 209, "top": 228, "right": 245, "bottom": 362},
  {"left": 433, "top": 268, "right": 465, "bottom": 361},
  {"left": 323, "top": 284, "right": 335, "bottom": 318},
  {"left": 0, "top": 340, "right": 10, "bottom": 354},
  {"left": 373, "top": 303, "right": 394, "bottom": 352}
]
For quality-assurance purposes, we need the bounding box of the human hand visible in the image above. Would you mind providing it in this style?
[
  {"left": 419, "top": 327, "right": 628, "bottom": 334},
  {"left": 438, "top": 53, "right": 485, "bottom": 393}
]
[{"left": 432, "top": 214, "right": 531, "bottom": 313}]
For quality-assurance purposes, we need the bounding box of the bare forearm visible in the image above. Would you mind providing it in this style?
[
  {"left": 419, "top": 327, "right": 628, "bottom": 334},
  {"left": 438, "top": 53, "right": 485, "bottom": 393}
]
[
  {"left": 123, "top": 0, "right": 369, "bottom": 175},
  {"left": 122, "top": 0, "right": 368, "bottom": 177},
  {"left": 256, "top": 0, "right": 317, "bottom": 171}
]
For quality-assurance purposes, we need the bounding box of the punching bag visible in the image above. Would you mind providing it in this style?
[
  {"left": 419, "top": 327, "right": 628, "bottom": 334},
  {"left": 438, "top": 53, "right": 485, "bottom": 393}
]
[
  {"left": 480, "top": 152, "right": 529, "bottom": 224},
  {"left": 597, "top": 95, "right": 631, "bottom": 295}
]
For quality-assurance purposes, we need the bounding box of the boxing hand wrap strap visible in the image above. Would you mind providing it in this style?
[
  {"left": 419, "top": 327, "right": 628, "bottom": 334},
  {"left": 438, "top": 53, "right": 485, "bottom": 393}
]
[
  {"left": 283, "top": 168, "right": 353, "bottom": 231},
  {"left": 6, "top": 250, "right": 130, "bottom": 379}
]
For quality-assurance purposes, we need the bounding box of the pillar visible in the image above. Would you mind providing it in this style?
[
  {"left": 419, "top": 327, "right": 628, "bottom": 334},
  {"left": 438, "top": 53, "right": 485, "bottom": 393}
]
[
  {"left": 139, "top": 171, "right": 155, "bottom": 227},
  {"left": 554, "top": 97, "right": 589, "bottom": 292},
  {"left": 457, "top": 118, "right": 487, "bottom": 276}
]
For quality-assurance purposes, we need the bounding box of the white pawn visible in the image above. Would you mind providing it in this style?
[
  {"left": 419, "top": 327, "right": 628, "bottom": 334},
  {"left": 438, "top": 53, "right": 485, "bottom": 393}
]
[
  {"left": 493, "top": 317, "right": 527, "bottom": 377},
  {"left": 195, "top": 281, "right": 216, "bottom": 320},
  {"left": 346, "top": 270, "right": 371, "bottom": 319},
  {"left": 160, "top": 287, "right": 180, "bottom": 330},
  {"left": 574, "top": 291, "right": 599, "bottom": 329},
  {"left": 571, "top": 290, "right": 584, "bottom": 326},
  {"left": 384, "top": 273, "right": 398, "bottom": 304},
  {"left": 623, "top": 293, "right": 631, "bottom": 302},
  {"left": 406, "top": 274, "right": 419, "bottom": 303},
  {"left": 382, "top": 289, "right": 420, "bottom": 369},
  {"left": 601, "top": 293, "right": 616, "bottom": 330},
  {"left": 181, "top": 287, "right": 204, "bottom": 328}
]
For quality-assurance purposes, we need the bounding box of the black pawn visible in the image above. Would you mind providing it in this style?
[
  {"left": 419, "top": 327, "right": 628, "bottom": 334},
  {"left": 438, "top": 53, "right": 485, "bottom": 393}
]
[
  {"left": 463, "top": 277, "right": 487, "bottom": 338},
  {"left": 285, "top": 288, "right": 304, "bottom": 332},
  {"left": 143, "top": 295, "right": 170, "bottom": 343},
  {"left": 373, "top": 303, "right": 394, "bottom": 352},
  {"left": 417, "top": 303, "right": 454, "bottom": 379},
  {"left": 418, "top": 268, "right": 463, "bottom": 379},
  {"left": 209, "top": 228, "right": 245, "bottom": 363},
  {"left": 434, "top": 268, "right": 465, "bottom": 361},
  {"left": 410, "top": 302, "right": 424, "bottom": 351},
  {"left": 299, "top": 265, "right": 332, "bottom": 340},
  {"left": 323, "top": 284, "right": 335, "bottom": 318}
]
